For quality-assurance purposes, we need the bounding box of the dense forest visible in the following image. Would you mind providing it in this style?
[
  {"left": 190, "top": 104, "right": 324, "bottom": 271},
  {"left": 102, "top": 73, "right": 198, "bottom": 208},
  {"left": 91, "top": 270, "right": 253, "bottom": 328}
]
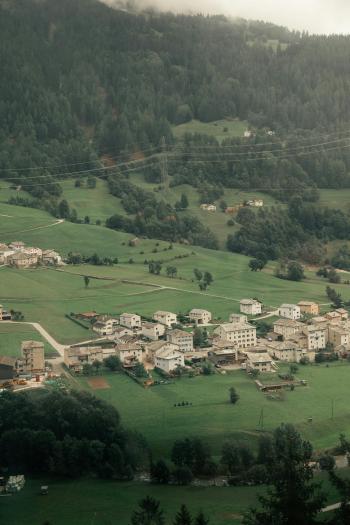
[{"left": 2, "top": 0, "right": 350, "bottom": 250}]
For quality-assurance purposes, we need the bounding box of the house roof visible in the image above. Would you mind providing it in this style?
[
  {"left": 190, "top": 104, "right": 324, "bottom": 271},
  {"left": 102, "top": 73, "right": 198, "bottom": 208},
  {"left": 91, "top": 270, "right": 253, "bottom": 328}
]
[
  {"left": 274, "top": 319, "right": 303, "bottom": 328},
  {"left": 9, "top": 252, "right": 34, "bottom": 260},
  {"left": 189, "top": 309, "right": 211, "bottom": 315},
  {"left": 240, "top": 299, "right": 260, "bottom": 305},
  {"left": 298, "top": 301, "right": 318, "bottom": 306},
  {"left": 336, "top": 308, "right": 348, "bottom": 315},
  {"left": 21, "top": 340, "right": 44, "bottom": 349},
  {"left": 280, "top": 304, "right": 299, "bottom": 309},
  {"left": 212, "top": 339, "right": 237, "bottom": 349},
  {"left": 148, "top": 341, "right": 179, "bottom": 353},
  {"left": 246, "top": 352, "right": 273, "bottom": 364},
  {"left": 155, "top": 347, "right": 182, "bottom": 360},
  {"left": 154, "top": 310, "right": 176, "bottom": 316},
  {"left": 168, "top": 329, "right": 192, "bottom": 338},
  {"left": 219, "top": 322, "right": 255, "bottom": 332},
  {"left": 121, "top": 313, "right": 140, "bottom": 319},
  {"left": 116, "top": 343, "right": 141, "bottom": 352}
]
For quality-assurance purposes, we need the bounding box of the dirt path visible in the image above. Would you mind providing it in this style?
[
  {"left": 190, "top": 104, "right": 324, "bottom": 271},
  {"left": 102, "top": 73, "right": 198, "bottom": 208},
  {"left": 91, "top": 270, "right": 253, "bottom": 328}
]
[
  {"left": 2, "top": 321, "right": 65, "bottom": 358},
  {"left": 2, "top": 218, "right": 64, "bottom": 236}
]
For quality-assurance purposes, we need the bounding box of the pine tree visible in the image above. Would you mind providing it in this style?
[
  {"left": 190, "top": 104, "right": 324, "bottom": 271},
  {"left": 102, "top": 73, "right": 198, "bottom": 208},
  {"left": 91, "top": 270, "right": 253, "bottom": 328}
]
[{"left": 173, "top": 504, "right": 192, "bottom": 525}]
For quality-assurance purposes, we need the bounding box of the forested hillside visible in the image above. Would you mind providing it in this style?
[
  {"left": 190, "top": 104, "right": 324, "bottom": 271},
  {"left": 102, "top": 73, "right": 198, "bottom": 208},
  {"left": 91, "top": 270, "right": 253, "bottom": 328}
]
[{"left": 2, "top": 0, "right": 350, "bottom": 252}]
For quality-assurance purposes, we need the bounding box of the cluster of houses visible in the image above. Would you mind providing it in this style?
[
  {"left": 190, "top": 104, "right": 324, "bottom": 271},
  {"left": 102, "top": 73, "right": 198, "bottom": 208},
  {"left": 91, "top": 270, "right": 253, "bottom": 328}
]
[
  {"left": 0, "top": 241, "right": 62, "bottom": 269},
  {"left": 0, "top": 341, "right": 46, "bottom": 386},
  {"left": 64, "top": 298, "right": 350, "bottom": 377},
  {"left": 200, "top": 199, "right": 264, "bottom": 215}
]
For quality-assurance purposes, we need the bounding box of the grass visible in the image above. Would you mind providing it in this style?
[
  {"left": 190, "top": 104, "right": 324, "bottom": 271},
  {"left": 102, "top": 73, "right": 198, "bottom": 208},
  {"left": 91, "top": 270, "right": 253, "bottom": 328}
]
[
  {"left": 0, "top": 323, "right": 57, "bottom": 357},
  {"left": 0, "top": 478, "right": 258, "bottom": 525},
  {"left": 172, "top": 119, "right": 248, "bottom": 143},
  {"left": 75, "top": 362, "right": 350, "bottom": 458},
  {"left": 319, "top": 189, "right": 350, "bottom": 212},
  {"left": 60, "top": 178, "right": 124, "bottom": 222}
]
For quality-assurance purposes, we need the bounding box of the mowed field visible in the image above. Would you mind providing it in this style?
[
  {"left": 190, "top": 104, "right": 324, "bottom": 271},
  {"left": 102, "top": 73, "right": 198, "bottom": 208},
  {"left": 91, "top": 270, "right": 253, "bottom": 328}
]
[
  {"left": 76, "top": 362, "right": 350, "bottom": 458},
  {"left": 0, "top": 323, "right": 57, "bottom": 357},
  {"left": 172, "top": 118, "right": 248, "bottom": 143}
]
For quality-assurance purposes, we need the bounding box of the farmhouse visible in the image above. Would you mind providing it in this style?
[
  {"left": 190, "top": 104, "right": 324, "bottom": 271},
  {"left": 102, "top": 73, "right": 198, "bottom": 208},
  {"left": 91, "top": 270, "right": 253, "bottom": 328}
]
[
  {"left": 0, "top": 356, "right": 16, "bottom": 383},
  {"left": 154, "top": 347, "right": 184, "bottom": 373},
  {"left": 9, "top": 241, "right": 25, "bottom": 250},
  {"left": 0, "top": 305, "right": 11, "bottom": 321},
  {"left": 200, "top": 203, "right": 216, "bottom": 212},
  {"left": 7, "top": 252, "right": 38, "bottom": 268},
  {"left": 278, "top": 304, "right": 301, "bottom": 320},
  {"left": 24, "top": 246, "right": 43, "bottom": 258},
  {"left": 141, "top": 322, "right": 165, "bottom": 341},
  {"left": 245, "top": 352, "right": 274, "bottom": 373},
  {"left": 0, "top": 247, "right": 15, "bottom": 264},
  {"left": 64, "top": 346, "right": 103, "bottom": 372},
  {"left": 167, "top": 329, "right": 193, "bottom": 353},
  {"left": 266, "top": 340, "right": 309, "bottom": 363},
  {"left": 246, "top": 199, "right": 263, "bottom": 207},
  {"left": 214, "top": 322, "right": 257, "bottom": 349},
  {"left": 189, "top": 309, "right": 212, "bottom": 325},
  {"left": 209, "top": 340, "right": 238, "bottom": 365},
  {"left": 120, "top": 313, "right": 141, "bottom": 330},
  {"left": 115, "top": 343, "right": 142, "bottom": 366},
  {"left": 113, "top": 326, "right": 133, "bottom": 341},
  {"left": 92, "top": 318, "right": 119, "bottom": 336},
  {"left": 42, "top": 250, "right": 62, "bottom": 265},
  {"left": 18, "top": 341, "right": 45, "bottom": 374},
  {"left": 153, "top": 310, "right": 177, "bottom": 327},
  {"left": 273, "top": 319, "right": 303, "bottom": 339},
  {"left": 298, "top": 301, "right": 319, "bottom": 315},
  {"left": 240, "top": 299, "right": 262, "bottom": 315},
  {"left": 311, "top": 316, "right": 328, "bottom": 326},
  {"left": 335, "top": 308, "right": 349, "bottom": 320}
]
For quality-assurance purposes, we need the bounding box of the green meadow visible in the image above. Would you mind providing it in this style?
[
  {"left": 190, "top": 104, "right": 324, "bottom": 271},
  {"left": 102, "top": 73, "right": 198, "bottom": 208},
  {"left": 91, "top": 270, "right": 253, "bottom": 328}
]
[
  {"left": 0, "top": 323, "right": 57, "bottom": 357},
  {"left": 172, "top": 118, "right": 248, "bottom": 143}
]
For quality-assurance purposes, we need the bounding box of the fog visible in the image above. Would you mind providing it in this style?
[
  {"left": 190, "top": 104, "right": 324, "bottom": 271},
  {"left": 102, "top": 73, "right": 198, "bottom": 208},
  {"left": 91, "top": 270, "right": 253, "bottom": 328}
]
[{"left": 103, "top": 0, "right": 350, "bottom": 34}]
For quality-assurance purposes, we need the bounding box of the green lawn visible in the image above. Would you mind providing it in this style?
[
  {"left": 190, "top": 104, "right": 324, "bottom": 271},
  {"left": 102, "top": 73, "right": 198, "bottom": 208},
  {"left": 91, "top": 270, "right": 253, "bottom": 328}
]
[
  {"left": 0, "top": 478, "right": 257, "bottom": 525},
  {"left": 319, "top": 189, "right": 350, "bottom": 212},
  {"left": 0, "top": 323, "right": 57, "bottom": 358},
  {"left": 0, "top": 202, "right": 55, "bottom": 237},
  {"left": 75, "top": 362, "right": 350, "bottom": 458},
  {"left": 60, "top": 178, "right": 124, "bottom": 222},
  {"left": 172, "top": 119, "right": 248, "bottom": 143}
]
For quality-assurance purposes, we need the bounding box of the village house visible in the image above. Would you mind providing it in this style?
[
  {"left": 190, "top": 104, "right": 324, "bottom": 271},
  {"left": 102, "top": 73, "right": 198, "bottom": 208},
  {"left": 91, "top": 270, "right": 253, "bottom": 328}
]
[
  {"left": 23, "top": 246, "right": 43, "bottom": 258},
  {"left": 214, "top": 322, "right": 257, "bottom": 349},
  {"left": 0, "top": 305, "right": 11, "bottom": 321},
  {"left": 64, "top": 346, "right": 103, "bottom": 373},
  {"left": 18, "top": 341, "right": 45, "bottom": 374},
  {"left": 301, "top": 325, "right": 327, "bottom": 351},
  {"left": 146, "top": 341, "right": 179, "bottom": 360},
  {"left": 115, "top": 343, "right": 143, "bottom": 367},
  {"left": 9, "top": 241, "right": 25, "bottom": 251},
  {"left": 154, "top": 347, "right": 184, "bottom": 373},
  {"left": 240, "top": 299, "right": 262, "bottom": 315},
  {"left": 189, "top": 309, "right": 212, "bottom": 325},
  {"left": 141, "top": 322, "right": 165, "bottom": 341},
  {"left": 298, "top": 301, "right": 319, "bottom": 316},
  {"left": 209, "top": 339, "right": 238, "bottom": 366},
  {"left": 328, "top": 325, "right": 350, "bottom": 347},
  {"left": 0, "top": 246, "right": 15, "bottom": 264},
  {"left": 200, "top": 203, "right": 216, "bottom": 212},
  {"left": 266, "top": 340, "right": 311, "bottom": 363},
  {"left": 278, "top": 304, "right": 301, "bottom": 320},
  {"left": 166, "top": 329, "right": 193, "bottom": 353},
  {"left": 229, "top": 313, "right": 248, "bottom": 324},
  {"left": 92, "top": 318, "right": 119, "bottom": 336},
  {"left": 153, "top": 310, "right": 177, "bottom": 327},
  {"left": 311, "top": 316, "right": 328, "bottom": 326},
  {"left": 120, "top": 313, "right": 141, "bottom": 330},
  {"left": 245, "top": 352, "right": 274, "bottom": 373},
  {"left": 246, "top": 199, "right": 264, "bottom": 207},
  {"left": 273, "top": 319, "right": 303, "bottom": 339},
  {"left": 325, "top": 311, "right": 343, "bottom": 324},
  {"left": 335, "top": 308, "right": 349, "bottom": 320},
  {"left": 0, "top": 356, "right": 16, "bottom": 384},
  {"left": 113, "top": 326, "right": 134, "bottom": 341},
  {"left": 7, "top": 252, "right": 39, "bottom": 269},
  {"left": 42, "top": 249, "right": 62, "bottom": 265}
]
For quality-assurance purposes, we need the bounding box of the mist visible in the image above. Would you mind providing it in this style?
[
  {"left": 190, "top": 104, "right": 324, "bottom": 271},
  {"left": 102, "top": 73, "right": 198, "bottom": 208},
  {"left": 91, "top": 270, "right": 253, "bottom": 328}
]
[{"left": 103, "top": 0, "right": 350, "bottom": 34}]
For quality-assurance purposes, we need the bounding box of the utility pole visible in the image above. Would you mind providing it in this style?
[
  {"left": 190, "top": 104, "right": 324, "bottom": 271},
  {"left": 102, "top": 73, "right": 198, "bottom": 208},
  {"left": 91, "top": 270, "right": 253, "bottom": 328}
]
[{"left": 160, "top": 136, "right": 168, "bottom": 191}]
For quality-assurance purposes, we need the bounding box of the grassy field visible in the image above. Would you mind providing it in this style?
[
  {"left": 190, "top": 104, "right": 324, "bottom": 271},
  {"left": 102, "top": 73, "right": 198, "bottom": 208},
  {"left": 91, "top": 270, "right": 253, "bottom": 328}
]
[
  {"left": 60, "top": 178, "right": 124, "bottom": 222},
  {"left": 0, "top": 478, "right": 258, "bottom": 525},
  {"left": 0, "top": 465, "right": 347, "bottom": 525},
  {"left": 75, "top": 362, "right": 350, "bottom": 458},
  {"left": 172, "top": 119, "right": 248, "bottom": 143},
  {"left": 319, "top": 189, "right": 350, "bottom": 212},
  {"left": 0, "top": 323, "right": 57, "bottom": 357}
]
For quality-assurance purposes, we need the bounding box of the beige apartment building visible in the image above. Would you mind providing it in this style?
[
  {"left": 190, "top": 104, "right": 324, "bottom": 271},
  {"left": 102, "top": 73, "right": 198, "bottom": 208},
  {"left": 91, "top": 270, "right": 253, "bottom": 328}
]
[
  {"left": 214, "top": 322, "right": 257, "bottom": 349},
  {"left": 153, "top": 310, "right": 177, "bottom": 327},
  {"left": 167, "top": 329, "right": 193, "bottom": 353},
  {"left": 298, "top": 301, "right": 319, "bottom": 315},
  {"left": 189, "top": 309, "right": 212, "bottom": 325},
  {"left": 273, "top": 319, "right": 304, "bottom": 339},
  {"left": 19, "top": 341, "right": 45, "bottom": 374}
]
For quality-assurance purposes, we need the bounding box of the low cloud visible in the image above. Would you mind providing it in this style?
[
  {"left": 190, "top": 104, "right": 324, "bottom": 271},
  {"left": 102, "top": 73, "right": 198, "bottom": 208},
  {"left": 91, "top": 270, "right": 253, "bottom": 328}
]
[{"left": 103, "top": 0, "right": 350, "bottom": 34}]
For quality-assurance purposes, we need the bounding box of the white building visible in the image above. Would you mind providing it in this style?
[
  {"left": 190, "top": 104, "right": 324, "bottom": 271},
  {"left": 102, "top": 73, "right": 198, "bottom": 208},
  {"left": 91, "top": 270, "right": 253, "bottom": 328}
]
[
  {"left": 167, "top": 329, "right": 193, "bottom": 353},
  {"left": 141, "top": 322, "right": 166, "bottom": 341},
  {"left": 245, "top": 352, "right": 274, "bottom": 373},
  {"left": 155, "top": 347, "right": 184, "bottom": 373},
  {"left": 214, "top": 322, "right": 257, "bottom": 349},
  {"left": 189, "top": 309, "right": 212, "bottom": 325},
  {"left": 120, "top": 313, "right": 141, "bottom": 330},
  {"left": 240, "top": 299, "right": 262, "bottom": 316},
  {"left": 92, "top": 318, "right": 119, "bottom": 336},
  {"left": 273, "top": 319, "right": 304, "bottom": 339},
  {"left": 153, "top": 311, "right": 177, "bottom": 328},
  {"left": 278, "top": 304, "right": 301, "bottom": 320},
  {"left": 229, "top": 313, "right": 248, "bottom": 324},
  {"left": 116, "top": 343, "right": 143, "bottom": 366}
]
